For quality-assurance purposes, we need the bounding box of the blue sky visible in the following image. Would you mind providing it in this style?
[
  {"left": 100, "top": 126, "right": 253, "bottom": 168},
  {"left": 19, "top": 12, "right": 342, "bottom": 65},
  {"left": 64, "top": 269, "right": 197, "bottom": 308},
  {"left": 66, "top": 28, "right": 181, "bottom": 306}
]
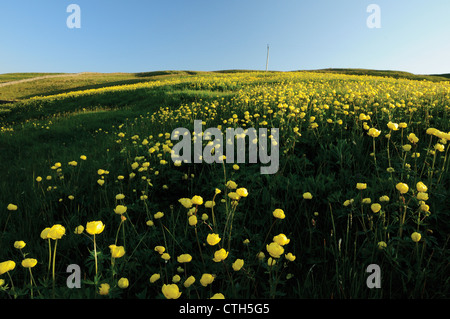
[{"left": 0, "top": 0, "right": 449, "bottom": 74}]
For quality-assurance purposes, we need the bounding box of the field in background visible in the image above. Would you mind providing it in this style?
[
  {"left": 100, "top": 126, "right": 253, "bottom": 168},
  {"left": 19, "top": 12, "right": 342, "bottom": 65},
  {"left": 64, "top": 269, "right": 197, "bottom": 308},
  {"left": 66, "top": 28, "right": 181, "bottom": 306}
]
[{"left": 0, "top": 70, "right": 449, "bottom": 299}]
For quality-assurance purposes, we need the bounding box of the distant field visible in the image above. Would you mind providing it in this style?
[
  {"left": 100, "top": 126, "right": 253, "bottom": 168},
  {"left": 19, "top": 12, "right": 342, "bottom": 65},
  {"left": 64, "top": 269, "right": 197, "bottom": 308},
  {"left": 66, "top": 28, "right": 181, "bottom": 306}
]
[
  {"left": 0, "top": 73, "right": 65, "bottom": 84},
  {"left": 0, "top": 70, "right": 449, "bottom": 299}
]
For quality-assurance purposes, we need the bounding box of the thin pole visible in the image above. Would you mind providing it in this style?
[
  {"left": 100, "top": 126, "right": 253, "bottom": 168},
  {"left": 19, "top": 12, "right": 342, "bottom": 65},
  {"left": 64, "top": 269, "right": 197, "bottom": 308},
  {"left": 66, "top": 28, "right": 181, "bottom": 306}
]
[{"left": 266, "top": 44, "right": 269, "bottom": 71}]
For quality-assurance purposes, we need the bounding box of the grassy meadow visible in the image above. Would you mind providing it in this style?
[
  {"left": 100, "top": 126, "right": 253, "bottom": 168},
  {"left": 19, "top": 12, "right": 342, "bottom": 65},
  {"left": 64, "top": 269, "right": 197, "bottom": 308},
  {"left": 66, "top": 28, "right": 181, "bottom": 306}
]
[{"left": 0, "top": 70, "right": 449, "bottom": 299}]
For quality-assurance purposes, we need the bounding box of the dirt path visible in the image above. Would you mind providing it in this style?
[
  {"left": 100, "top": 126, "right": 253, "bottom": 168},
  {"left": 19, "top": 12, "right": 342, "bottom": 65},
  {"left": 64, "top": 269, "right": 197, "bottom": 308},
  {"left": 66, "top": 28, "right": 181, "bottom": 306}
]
[{"left": 0, "top": 72, "right": 92, "bottom": 88}]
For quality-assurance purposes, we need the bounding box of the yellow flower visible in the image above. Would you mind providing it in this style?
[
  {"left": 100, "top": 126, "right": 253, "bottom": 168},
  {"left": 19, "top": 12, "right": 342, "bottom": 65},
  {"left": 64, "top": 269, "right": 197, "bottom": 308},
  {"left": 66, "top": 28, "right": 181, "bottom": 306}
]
[
  {"left": 407, "top": 133, "right": 419, "bottom": 144},
  {"left": 86, "top": 221, "right": 105, "bottom": 235},
  {"left": 416, "top": 181, "right": 428, "bottom": 193},
  {"left": 97, "top": 179, "right": 105, "bottom": 186},
  {"left": 99, "top": 283, "right": 110, "bottom": 295},
  {"left": 232, "top": 259, "right": 244, "bottom": 271},
  {"left": 154, "top": 246, "right": 165, "bottom": 254},
  {"left": 267, "top": 257, "right": 276, "bottom": 266},
  {"left": 396, "top": 182, "right": 409, "bottom": 194},
  {"left": 0, "top": 261, "right": 16, "bottom": 275},
  {"left": 228, "top": 192, "right": 240, "bottom": 200},
  {"left": 417, "top": 192, "right": 429, "bottom": 201},
  {"left": 210, "top": 293, "right": 225, "bottom": 299},
  {"left": 362, "top": 198, "right": 371, "bottom": 204},
  {"left": 402, "top": 144, "right": 412, "bottom": 152},
  {"left": 206, "top": 233, "right": 221, "bottom": 246},
  {"left": 178, "top": 198, "right": 193, "bottom": 209},
  {"left": 114, "top": 205, "right": 127, "bottom": 215},
  {"left": 40, "top": 227, "right": 51, "bottom": 239},
  {"left": 183, "top": 276, "right": 196, "bottom": 288},
  {"left": 303, "top": 192, "right": 313, "bottom": 199},
  {"left": 273, "top": 234, "right": 290, "bottom": 246},
  {"left": 80, "top": 155, "right": 87, "bottom": 161},
  {"left": 146, "top": 220, "right": 154, "bottom": 227},
  {"left": 378, "top": 241, "right": 387, "bottom": 250},
  {"left": 7, "top": 204, "right": 18, "bottom": 211},
  {"left": 118, "top": 278, "right": 129, "bottom": 289},
  {"left": 48, "top": 224, "right": 66, "bottom": 240},
  {"left": 14, "top": 241, "right": 26, "bottom": 249},
  {"left": 188, "top": 215, "right": 197, "bottom": 226},
  {"left": 370, "top": 203, "right": 382, "bottom": 213},
  {"left": 149, "top": 273, "right": 161, "bottom": 283},
  {"left": 74, "top": 225, "right": 84, "bottom": 234},
  {"left": 172, "top": 275, "right": 181, "bottom": 283},
  {"left": 68, "top": 161, "right": 78, "bottom": 166},
  {"left": 154, "top": 211, "right": 164, "bottom": 219},
  {"left": 236, "top": 188, "right": 249, "bottom": 198},
  {"left": 411, "top": 232, "right": 421, "bottom": 243},
  {"left": 36, "top": 176, "right": 42, "bottom": 182},
  {"left": 177, "top": 254, "right": 192, "bottom": 263},
  {"left": 21, "top": 258, "right": 37, "bottom": 268},
  {"left": 204, "top": 201, "right": 215, "bottom": 208},
  {"left": 225, "top": 180, "right": 237, "bottom": 189},
  {"left": 215, "top": 188, "right": 221, "bottom": 195},
  {"left": 272, "top": 208, "right": 285, "bottom": 219},
  {"left": 367, "top": 128, "right": 381, "bottom": 137},
  {"left": 115, "top": 194, "right": 125, "bottom": 200},
  {"left": 266, "top": 242, "right": 284, "bottom": 258},
  {"left": 161, "top": 253, "right": 171, "bottom": 261},
  {"left": 356, "top": 183, "right": 367, "bottom": 190},
  {"left": 191, "top": 195, "right": 203, "bottom": 205},
  {"left": 285, "top": 252, "right": 296, "bottom": 261},
  {"left": 109, "top": 245, "right": 125, "bottom": 258},
  {"left": 212, "top": 248, "right": 229, "bottom": 262},
  {"left": 387, "top": 121, "right": 399, "bottom": 131},
  {"left": 200, "top": 273, "right": 215, "bottom": 287},
  {"left": 435, "top": 143, "right": 445, "bottom": 152},
  {"left": 162, "top": 284, "right": 182, "bottom": 299},
  {"left": 379, "top": 195, "right": 390, "bottom": 202}
]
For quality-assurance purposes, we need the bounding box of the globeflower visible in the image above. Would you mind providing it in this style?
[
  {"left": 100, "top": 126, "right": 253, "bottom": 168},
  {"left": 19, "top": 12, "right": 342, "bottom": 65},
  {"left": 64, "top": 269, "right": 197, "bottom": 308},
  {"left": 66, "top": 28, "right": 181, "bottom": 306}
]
[
  {"left": 188, "top": 215, "right": 197, "bottom": 226},
  {"left": 210, "top": 293, "right": 225, "bottom": 299},
  {"left": 266, "top": 242, "right": 284, "bottom": 258},
  {"left": 200, "top": 273, "right": 215, "bottom": 287},
  {"left": 273, "top": 234, "right": 290, "bottom": 246},
  {"left": 74, "top": 225, "right": 84, "bottom": 234},
  {"left": 0, "top": 260, "right": 16, "bottom": 275},
  {"left": 48, "top": 224, "right": 66, "bottom": 240},
  {"left": 396, "top": 182, "right": 409, "bottom": 194},
  {"left": 303, "top": 192, "right": 313, "bottom": 199},
  {"left": 114, "top": 205, "right": 127, "bottom": 215},
  {"left": 367, "top": 128, "right": 381, "bottom": 137},
  {"left": 232, "top": 259, "right": 244, "bottom": 271},
  {"left": 236, "top": 188, "right": 249, "bottom": 198},
  {"left": 21, "top": 258, "right": 37, "bottom": 268},
  {"left": 154, "top": 212, "right": 164, "bottom": 219},
  {"left": 356, "top": 183, "right": 367, "bottom": 190},
  {"left": 206, "top": 233, "right": 221, "bottom": 246},
  {"left": 99, "top": 283, "right": 110, "bottom": 295},
  {"left": 86, "top": 221, "right": 105, "bottom": 235},
  {"left": 7, "top": 204, "right": 18, "bottom": 211},
  {"left": 118, "top": 278, "right": 129, "bottom": 289},
  {"left": 14, "top": 241, "right": 26, "bottom": 249},
  {"left": 370, "top": 203, "right": 382, "bottom": 213},
  {"left": 411, "top": 232, "right": 421, "bottom": 243},
  {"left": 149, "top": 273, "right": 160, "bottom": 283},
  {"left": 183, "top": 276, "right": 195, "bottom": 288},
  {"left": 177, "top": 254, "right": 192, "bottom": 263},
  {"left": 212, "top": 248, "right": 229, "bottom": 262},
  {"left": 178, "top": 198, "right": 193, "bottom": 209},
  {"left": 191, "top": 195, "right": 203, "bottom": 205},
  {"left": 285, "top": 253, "right": 296, "bottom": 261},
  {"left": 272, "top": 208, "right": 285, "bottom": 219},
  {"left": 416, "top": 181, "right": 428, "bottom": 193},
  {"left": 162, "top": 284, "right": 182, "bottom": 299},
  {"left": 109, "top": 245, "right": 125, "bottom": 258}
]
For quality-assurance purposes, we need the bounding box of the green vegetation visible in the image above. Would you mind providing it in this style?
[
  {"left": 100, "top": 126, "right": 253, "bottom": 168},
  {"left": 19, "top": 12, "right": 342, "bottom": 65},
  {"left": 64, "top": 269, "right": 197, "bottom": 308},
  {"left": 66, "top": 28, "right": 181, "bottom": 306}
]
[{"left": 0, "top": 70, "right": 449, "bottom": 299}]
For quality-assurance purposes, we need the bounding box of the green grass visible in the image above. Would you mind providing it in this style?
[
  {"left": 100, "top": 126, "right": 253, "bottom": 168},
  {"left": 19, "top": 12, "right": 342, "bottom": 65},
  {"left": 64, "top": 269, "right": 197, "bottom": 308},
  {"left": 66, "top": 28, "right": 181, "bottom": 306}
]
[{"left": 0, "top": 70, "right": 449, "bottom": 299}]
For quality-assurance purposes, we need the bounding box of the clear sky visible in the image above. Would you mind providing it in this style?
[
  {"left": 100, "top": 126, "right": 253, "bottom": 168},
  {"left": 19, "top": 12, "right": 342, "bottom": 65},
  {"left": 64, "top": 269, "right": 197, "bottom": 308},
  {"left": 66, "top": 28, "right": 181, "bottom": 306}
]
[{"left": 1, "top": 0, "right": 449, "bottom": 74}]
